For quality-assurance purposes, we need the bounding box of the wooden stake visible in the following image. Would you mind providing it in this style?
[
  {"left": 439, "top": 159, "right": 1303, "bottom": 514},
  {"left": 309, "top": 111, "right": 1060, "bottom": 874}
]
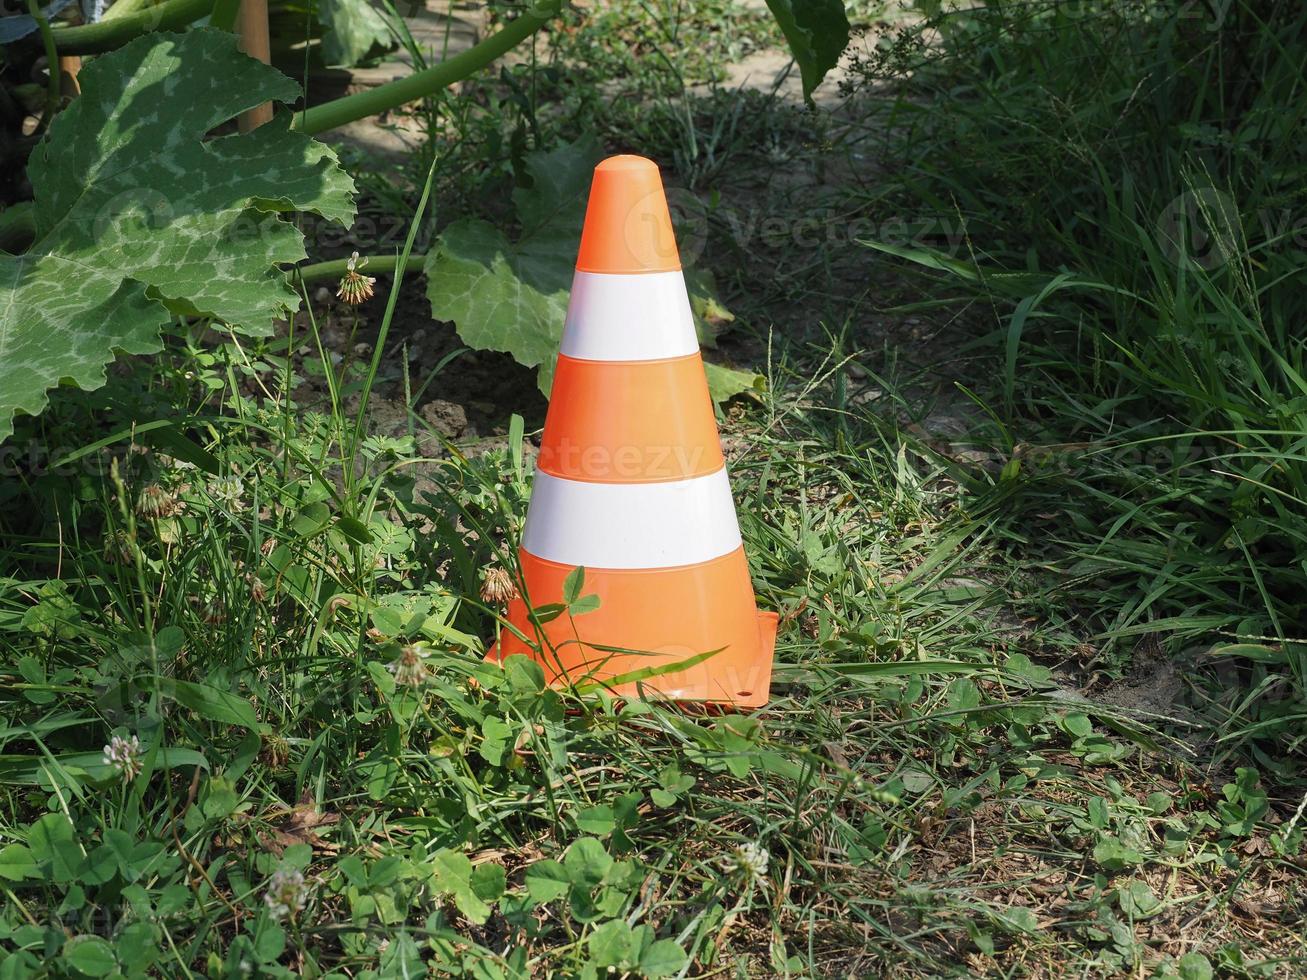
[
  {"left": 236, "top": 0, "right": 272, "bottom": 131},
  {"left": 58, "top": 55, "right": 81, "bottom": 97}
]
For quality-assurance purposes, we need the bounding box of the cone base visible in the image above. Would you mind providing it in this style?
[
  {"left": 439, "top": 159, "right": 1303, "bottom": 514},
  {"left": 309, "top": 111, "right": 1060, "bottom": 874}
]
[
  {"left": 487, "top": 610, "right": 777, "bottom": 709},
  {"left": 485, "top": 547, "right": 777, "bottom": 708}
]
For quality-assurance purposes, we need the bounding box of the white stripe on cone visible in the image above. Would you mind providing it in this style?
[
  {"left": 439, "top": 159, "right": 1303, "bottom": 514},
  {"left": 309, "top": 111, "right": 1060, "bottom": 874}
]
[
  {"left": 522, "top": 468, "right": 742, "bottom": 569},
  {"left": 560, "top": 271, "right": 700, "bottom": 362}
]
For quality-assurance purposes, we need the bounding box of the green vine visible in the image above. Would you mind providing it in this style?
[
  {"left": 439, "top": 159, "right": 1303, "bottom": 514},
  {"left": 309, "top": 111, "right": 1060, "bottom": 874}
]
[
  {"left": 50, "top": 0, "right": 214, "bottom": 54},
  {"left": 46, "top": 3, "right": 557, "bottom": 136},
  {"left": 25, "top": 0, "right": 61, "bottom": 106},
  {"left": 292, "top": 4, "right": 558, "bottom": 135},
  {"left": 291, "top": 254, "right": 425, "bottom": 285}
]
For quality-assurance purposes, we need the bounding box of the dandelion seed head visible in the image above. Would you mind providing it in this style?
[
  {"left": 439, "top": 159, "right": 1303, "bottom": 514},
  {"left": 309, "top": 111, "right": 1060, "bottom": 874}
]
[
  {"left": 260, "top": 733, "right": 290, "bottom": 768},
  {"left": 137, "top": 484, "right": 182, "bottom": 519},
  {"left": 104, "top": 529, "right": 135, "bottom": 565}
]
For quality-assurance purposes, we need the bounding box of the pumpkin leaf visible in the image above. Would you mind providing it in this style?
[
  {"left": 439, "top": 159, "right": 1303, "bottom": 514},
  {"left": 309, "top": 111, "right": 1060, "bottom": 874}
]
[
  {"left": 0, "top": 28, "right": 356, "bottom": 443},
  {"left": 424, "top": 136, "right": 754, "bottom": 403},
  {"left": 763, "top": 0, "right": 851, "bottom": 103},
  {"left": 318, "top": 0, "right": 399, "bottom": 68}
]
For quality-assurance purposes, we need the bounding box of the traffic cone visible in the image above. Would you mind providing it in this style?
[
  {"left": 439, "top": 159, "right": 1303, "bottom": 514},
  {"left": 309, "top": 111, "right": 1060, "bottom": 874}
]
[{"left": 489, "top": 155, "right": 778, "bottom": 708}]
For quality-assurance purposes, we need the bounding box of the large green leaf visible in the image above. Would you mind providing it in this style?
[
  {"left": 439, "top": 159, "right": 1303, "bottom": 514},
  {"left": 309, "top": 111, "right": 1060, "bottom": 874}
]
[
  {"left": 0, "top": 29, "right": 356, "bottom": 443},
  {"left": 318, "top": 0, "right": 398, "bottom": 68},
  {"left": 764, "top": 0, "right": 851, "bottom": 102},
  {"left": 425, "top": 137, "right": 761, "bottom": 403}
]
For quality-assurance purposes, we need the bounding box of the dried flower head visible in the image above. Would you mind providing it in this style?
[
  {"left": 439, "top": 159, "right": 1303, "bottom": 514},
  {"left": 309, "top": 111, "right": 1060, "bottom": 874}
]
[
  {"left": 725, "top": 841, "right": 770, "bottom": 883},
  {"left": 137, "top": 484, "right": 182, "bottom": 519},
  {"left": 103, "top": 734, "right": 144, "bottom": 782},
  {"left": 480, "top": 566, "right": 518, "bottom": 606},
  {"left": 260, "top": 733, "right": 290, "bottom": 769},
  {"left": 103, "top": 529, "right": 136, "bottom": 565},
  {"left": 800, "top": 613, "right": 820, "bottom": 640},
  {"left": 336, "top": 252, "right": 376, "bottom": 306},
  {"left": 388, "top": 644, "right": 430, "bottom": 687},
  {"left": 263, "top": 868, "right": 309, "bottom": 921}
]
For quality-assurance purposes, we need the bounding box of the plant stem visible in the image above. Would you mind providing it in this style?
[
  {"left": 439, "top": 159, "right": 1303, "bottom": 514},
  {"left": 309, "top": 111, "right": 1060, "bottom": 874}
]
[
  {"left": 100, "top": 0, "right": 158, "bottom": 21},
  {"left": 26, "top": 0, "right": 61, "bottom": 108},
  {"left": 347, "top": 161, "right": 439, "bottom": 493},
  {"left": 49, "top": 0, "right": 213, "bottom": 54},
  {"left": 47, "top": 3, "right": 555, "bottom": 129},
  {"left": 289, "top": 253, "right": 428, "bottom": 286},
  {"left": 292, "top": 4, "right": 558, "bottom": 136}
]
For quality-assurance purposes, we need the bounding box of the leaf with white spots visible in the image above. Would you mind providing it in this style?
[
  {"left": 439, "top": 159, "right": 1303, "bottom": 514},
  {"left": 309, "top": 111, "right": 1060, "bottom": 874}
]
[
  {"left": 0, "top": 29, "right": 356, "bottom": 442},
  {"left": 318, "top": 0, "right": 399, "bottom": 68}
]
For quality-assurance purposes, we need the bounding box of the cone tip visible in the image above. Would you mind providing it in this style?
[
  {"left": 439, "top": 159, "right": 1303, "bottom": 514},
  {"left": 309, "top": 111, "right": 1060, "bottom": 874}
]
[
  {"left": 576, "top": 154, "right": 680, "bottom": 274},
  {"left": 595, "top": 154, "right": 659, "bottom": 174}
]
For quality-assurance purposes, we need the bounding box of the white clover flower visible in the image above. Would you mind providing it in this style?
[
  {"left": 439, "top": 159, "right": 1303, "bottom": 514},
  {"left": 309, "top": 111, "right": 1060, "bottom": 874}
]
[
  {"left": 336, "top": 251, "right": 377, "bottom": 305},
  {"left": 263, "top": 868, "right": 309, "bottom": 921},
  {"left": 103, "top": 734, "right": 143, "bottom": 782},
  {"left": 387, "top": 644, "right": 430, "bottom": 687},
  {"left": 207, "top": 475, "right": 246, "bottom": 511},
  {"left": 725, "top": 841, "right": 770, "bottom": 882}
]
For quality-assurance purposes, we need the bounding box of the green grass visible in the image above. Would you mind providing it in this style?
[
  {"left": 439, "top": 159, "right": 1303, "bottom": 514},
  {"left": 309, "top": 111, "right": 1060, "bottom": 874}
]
[
  {"left": 2, "top": 0, "right": 1307, "bottom": 976},
  {"left": 850, "top": 0, "right": 1307, "bottom": 759},
  {"left": 2, "top": 300, "right": 1303, "bottom": 975}
]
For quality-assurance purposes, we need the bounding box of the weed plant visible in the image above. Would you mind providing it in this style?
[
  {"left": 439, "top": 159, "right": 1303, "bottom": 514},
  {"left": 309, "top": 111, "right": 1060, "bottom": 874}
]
[{"left": 854, "top": 0, "right": 1307, "bottom": 762}]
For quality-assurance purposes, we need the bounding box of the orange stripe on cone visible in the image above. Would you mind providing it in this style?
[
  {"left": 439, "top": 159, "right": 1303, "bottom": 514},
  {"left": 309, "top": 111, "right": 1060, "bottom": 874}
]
[
  {"left": 488, "top": 154, "right": 776, "bottom": 707},
  {"left": 539, "top": 354, "right": 723, "bottom": 482}
]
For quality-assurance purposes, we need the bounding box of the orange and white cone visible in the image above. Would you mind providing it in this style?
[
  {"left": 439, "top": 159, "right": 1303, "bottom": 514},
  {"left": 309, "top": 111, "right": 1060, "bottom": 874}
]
[{"left": 490, "top": 155, "right": 778, "bottom": 708}]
